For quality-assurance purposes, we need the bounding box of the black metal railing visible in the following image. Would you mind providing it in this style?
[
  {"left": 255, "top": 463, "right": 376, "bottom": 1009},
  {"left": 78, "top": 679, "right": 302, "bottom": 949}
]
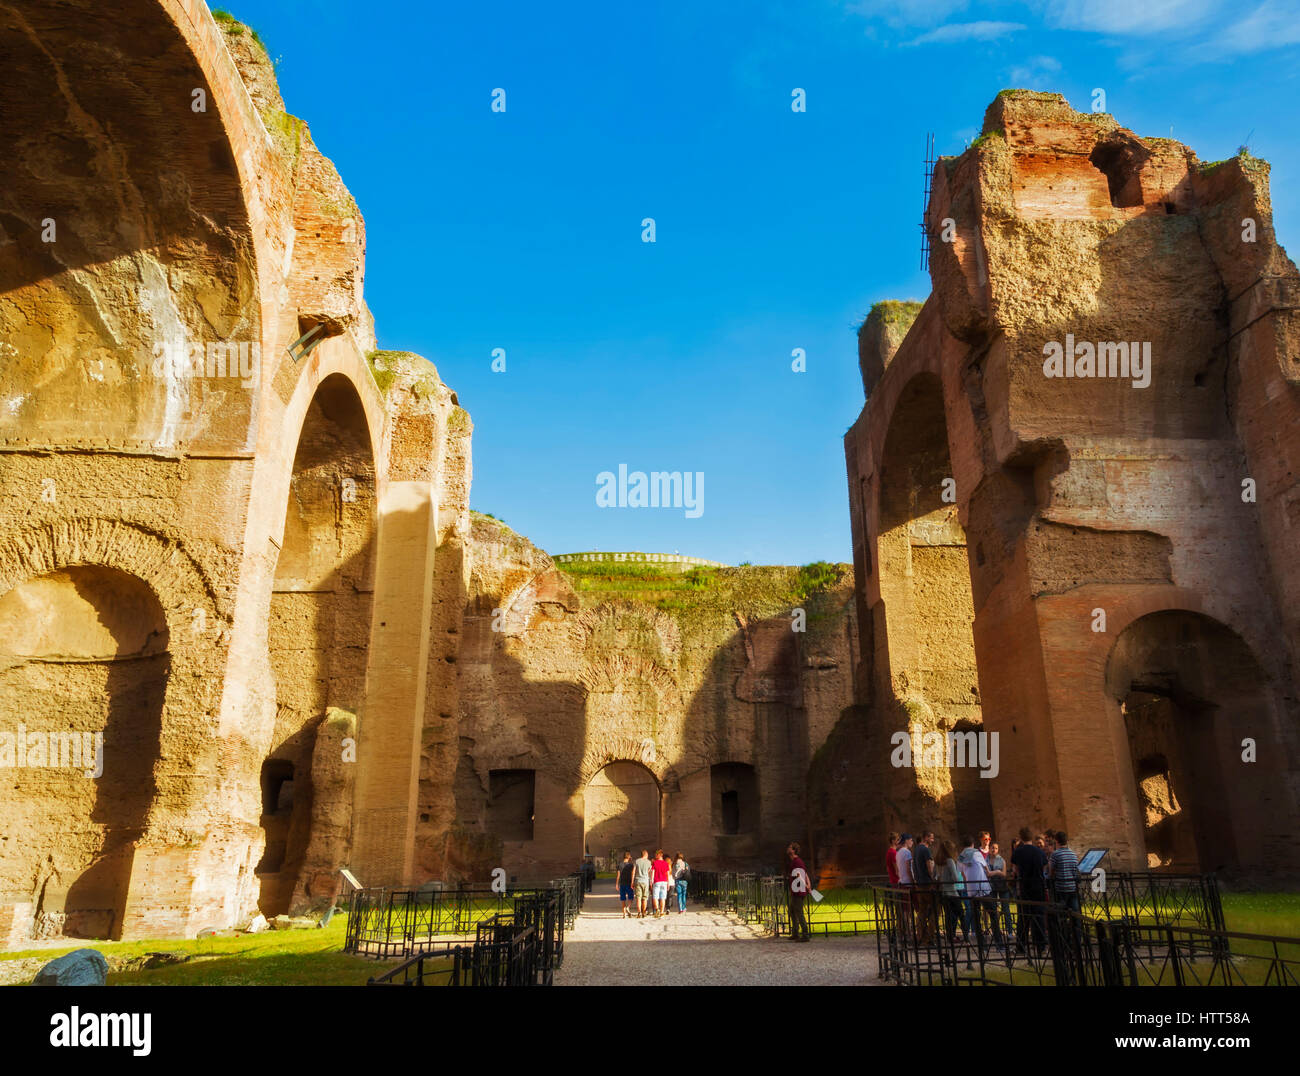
[
  {"left": 366, "top": 945, "right": 469, "bottom": 986},
  {"left": 367, "top": 911, "right": 546, "bottom": 987},
  {"left": 694, "top": 870, "right": 886, "bottom": 937},
  {"left": 1079, "top": 871, "right": 1225, "bottom": 932},
  {"left": 345, "top": 878, "right": 576, "bottom": 962},
  {"left": 867, "top": 881, "right": 1300, "bottom": 987}
]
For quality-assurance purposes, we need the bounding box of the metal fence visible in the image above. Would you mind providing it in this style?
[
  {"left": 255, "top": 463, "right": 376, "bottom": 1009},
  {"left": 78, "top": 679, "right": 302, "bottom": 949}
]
[
  {"left": 1079, "top": 871, "right": 1224, "bottom": 931},
  {"left": 691, "top": 871, "right": 767, "bottom": 924},
  {"left": 345, "top": 877, "right": 578, "bottom": 960},
  {"left": 694, "top": 870, "right": 886, "bottom": 936},
  {"left": 697, "top": 869, "right": 1229, "bottom": 939},
  {"left": 367, "top": 913, "right": 545, "bottom": 987},
  {"left": 868, "top": 882, "right": 1300, "bottom": 987}
]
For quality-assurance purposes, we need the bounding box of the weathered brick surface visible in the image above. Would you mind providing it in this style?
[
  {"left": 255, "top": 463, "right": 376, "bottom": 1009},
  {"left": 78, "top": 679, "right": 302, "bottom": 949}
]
[{"left": 838, "top": 92, "right": 1300, "bottom": 879}]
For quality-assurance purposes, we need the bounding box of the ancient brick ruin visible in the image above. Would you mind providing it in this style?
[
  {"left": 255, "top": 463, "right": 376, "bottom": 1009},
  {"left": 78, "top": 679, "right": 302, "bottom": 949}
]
[
  {"left": 1, "top": 5, "right": 1296, "bottom": 947},
  {"left": 0, "top": 3, "right": 858, "bottom": 942},
  {"left": 836, "top": 91, "right": 1300, "bottom": 880}
]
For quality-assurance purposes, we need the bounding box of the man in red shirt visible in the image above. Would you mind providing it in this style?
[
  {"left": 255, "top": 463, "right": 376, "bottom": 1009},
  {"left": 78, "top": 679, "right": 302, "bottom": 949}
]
[
  {"left": 650, "top": 849, "right": 672, "bottom": 917},
  {"left": 886, "top": 832, "right": 900, "bottom": 885}
]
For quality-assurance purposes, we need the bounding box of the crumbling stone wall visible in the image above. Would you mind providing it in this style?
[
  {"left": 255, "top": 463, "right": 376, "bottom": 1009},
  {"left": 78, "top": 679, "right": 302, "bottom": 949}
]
[
  {"left": 0, "top": 2, "right": 468, "bottom": 941},
  {"left": 444, "top": 515, "right": 858, "bottom": 882},
  {"left": 840, "top": 91, "right": 1300, "bottom": 880}
]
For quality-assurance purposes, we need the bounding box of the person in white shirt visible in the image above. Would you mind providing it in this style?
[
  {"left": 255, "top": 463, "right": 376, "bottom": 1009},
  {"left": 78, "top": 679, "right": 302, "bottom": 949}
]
[
  {"left": 957, "top": 833, "right": 1002, "bottom": 945},
  {"left": 895, "top": 834, "right": 915, "bottom": 886},
  {"left": 894, "top": 833, "right": 915, "bottom": 939}
]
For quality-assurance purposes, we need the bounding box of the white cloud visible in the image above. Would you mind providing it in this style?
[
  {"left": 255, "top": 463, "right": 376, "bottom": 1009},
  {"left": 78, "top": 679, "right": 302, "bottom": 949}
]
[
  {"left": 844, "top": 0, "right": 970, "bottom": 28},
  {"left": 1216, "top": 1, "right": 1300, "bottom": 55},
  {"left": 908, "top": 20, "right": 1027, "bottom": 45},
  {"left": 1039, "top": 0, "right": 1221, "bottom": 35},
  {"left": 1006, "top": 54, "right": 1063, "bottom": 87}
]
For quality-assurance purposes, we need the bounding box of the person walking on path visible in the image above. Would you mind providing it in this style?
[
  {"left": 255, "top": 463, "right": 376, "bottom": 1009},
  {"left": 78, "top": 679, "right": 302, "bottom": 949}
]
[
  {"left": 650, "top": 849, "right": 672, "bottom": 917},
  {"left": 673, "top": 852, "right": 690, "bottom": 913},
  {"left": 616, "top": 851, "right": 635, "bottom": 918},
  {"left": 787, "top": 842, "right": 812, "bottom": 942},
  {"left": 633, "top": 849, "right": 652, "bottom": 918}
]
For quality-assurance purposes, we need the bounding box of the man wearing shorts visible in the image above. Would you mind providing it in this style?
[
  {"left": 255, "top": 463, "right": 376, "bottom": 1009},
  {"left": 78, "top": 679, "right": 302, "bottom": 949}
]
[
  {"left": 633, "top": 849, "right": 652, "bottom": 918},
  {"left": 650, "top": 849, "right": 672, "bottom": 917},
  {"left": 617, "top": 851, "right": 635, "bottom": 918}
]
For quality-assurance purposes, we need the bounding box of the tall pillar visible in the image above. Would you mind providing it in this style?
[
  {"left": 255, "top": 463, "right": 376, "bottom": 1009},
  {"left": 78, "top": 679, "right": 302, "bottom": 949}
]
[{"left": 350, "top": 480, "right": 438, "bottom": 887}]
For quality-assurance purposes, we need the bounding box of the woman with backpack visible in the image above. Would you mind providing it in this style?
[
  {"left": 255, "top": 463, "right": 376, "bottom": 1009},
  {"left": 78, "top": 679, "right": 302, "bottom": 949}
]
[{"left": 673, "top": 852, "right": 690, "bottom": 912}]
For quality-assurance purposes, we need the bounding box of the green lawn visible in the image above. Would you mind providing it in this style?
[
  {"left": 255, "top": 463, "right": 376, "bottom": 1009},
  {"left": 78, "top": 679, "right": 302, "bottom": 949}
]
[
  {"left": 802, "top": 890, "right": 1300, "bottom": 938},
  {"left": 1221, "top": 892, "right": 1300, "bottom": 936},
  {"left": 2, "top": 917, "right": 411, "bottom": 986}
]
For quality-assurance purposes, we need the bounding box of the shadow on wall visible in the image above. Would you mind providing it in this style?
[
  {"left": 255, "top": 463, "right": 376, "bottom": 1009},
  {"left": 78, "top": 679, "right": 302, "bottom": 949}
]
[
  {"left": 0, "top": 565, "right": 168, "bottom": 940},
  {"left": 1107, "top": 609, "right": 1293, "bottom": 877},
  {"left": 439, "top": 601, "right": 586, "bottom": 884},
  {"left": 259, "top": 374, "right": 378, "bottom": 917},
  {"left": 0, "top": 0, "right": 259, "bottom": 451},
  {"left": 676, "top": 582, "right": 859, "bottom": 874}
]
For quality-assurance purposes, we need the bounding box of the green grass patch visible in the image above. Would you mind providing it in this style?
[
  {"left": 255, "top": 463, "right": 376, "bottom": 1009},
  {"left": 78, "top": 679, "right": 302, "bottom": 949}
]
[
  {"left": 793, "top": 561, "right": 839, "bottom": 601},
  {"left": 1, "top": 917, "right": 413, "bottom": 986},
  {"left": 212, "top": 9, "right": 269, "bottom": 55},
  {"left": 557, "top": 560, "right": 726, "bottom": 610},
  {"left": 866, "top": 299, "right": 924, "bottom": 330},
  {"left": 1221, "top": 891, "right": 1300, "bottom": 937},
  {"left": 365, "top": 350, "right": 397, "bottom": 395}
]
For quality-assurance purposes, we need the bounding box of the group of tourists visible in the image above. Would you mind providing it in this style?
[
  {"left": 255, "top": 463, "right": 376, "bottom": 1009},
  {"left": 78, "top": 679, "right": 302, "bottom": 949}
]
[
  {"left": 616, "top": 850, "right": 691, "bottom": 918},
  {"left": 886, "top": 826, "right": 1082, "bottom": 949}
]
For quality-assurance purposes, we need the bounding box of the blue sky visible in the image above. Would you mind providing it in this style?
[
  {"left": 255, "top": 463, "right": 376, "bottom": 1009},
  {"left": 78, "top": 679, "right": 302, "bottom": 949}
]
[{"left": 228, "top": 0, "right": 1300, "bottom": 566}]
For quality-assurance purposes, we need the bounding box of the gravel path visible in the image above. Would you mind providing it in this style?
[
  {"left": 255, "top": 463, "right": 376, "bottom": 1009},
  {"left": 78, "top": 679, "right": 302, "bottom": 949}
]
[{"left": 555, "top": 889, "right": 885, "bottom": 986}]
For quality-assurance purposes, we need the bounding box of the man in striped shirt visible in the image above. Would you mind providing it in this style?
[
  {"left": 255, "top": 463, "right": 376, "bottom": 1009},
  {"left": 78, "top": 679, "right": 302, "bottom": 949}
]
[{"left": 1048, "top": 830, "right": 1081, "bottom": 913}]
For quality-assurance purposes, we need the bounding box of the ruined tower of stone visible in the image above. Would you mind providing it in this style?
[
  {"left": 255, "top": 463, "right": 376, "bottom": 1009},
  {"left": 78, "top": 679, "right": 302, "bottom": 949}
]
[{"left": 837, "top": 91, "right": 1300, "bottom": 878}]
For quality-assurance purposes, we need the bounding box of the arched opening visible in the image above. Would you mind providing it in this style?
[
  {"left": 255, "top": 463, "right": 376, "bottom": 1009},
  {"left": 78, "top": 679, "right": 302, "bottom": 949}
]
[
  {"left": 583, "top": 761, "right": 661, "bottom": 861},
  {"left": 1089, "top": 137, "right": 1148, "bottom": 209},
  {"left": 487, "top": 769, "right": 535, "bottom": 841},
  {"left": 260, "top": 373, "right": 376, "bottom": 915},
  {"left": 0, "top": 0, "right": 259, "bottom": 452},
  {"left": 0, "top": 566, "right": 168, "bottom": 939},
  {"left": 1106, "top": 610, "right": 1285, "bottom": 873},
  {"left": 876, "top": 373, "right": 984, "bottom": 833},
  {"left": 710, "top": 762, "right": 758, "bottom": 836}
]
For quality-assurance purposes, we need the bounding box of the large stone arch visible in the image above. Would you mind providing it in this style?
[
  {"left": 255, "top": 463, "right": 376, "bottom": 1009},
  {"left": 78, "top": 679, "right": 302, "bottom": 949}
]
[
  {"left": 0, "top": 518, "right": 227, "bottom": 940},
  {"left": 0, "top": 0, "right": 282, "bottom": 454},
  {"left": 873, "top": 371, "right": 986, "bottom": 838},
  {"left": 582, "top": 759, "right": 662, "bottom": 861},
  {"left": 1103, "top": 607, "right": 1293, "bottom": 874},
  {"left": 258, "top": 370, "right": 378, "bottom": 915},
  {"left": 578, "top": 738, "right": 682, "bottom": 790}
]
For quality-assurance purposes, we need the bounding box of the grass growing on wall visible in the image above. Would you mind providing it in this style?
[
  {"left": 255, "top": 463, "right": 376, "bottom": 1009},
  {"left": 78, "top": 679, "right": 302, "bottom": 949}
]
[
  {"left": 212, "top": 9, "right": 270, "bottom": 55},
  {"left": 557, "top": 560, "right": 852, "bottom": 632}
]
